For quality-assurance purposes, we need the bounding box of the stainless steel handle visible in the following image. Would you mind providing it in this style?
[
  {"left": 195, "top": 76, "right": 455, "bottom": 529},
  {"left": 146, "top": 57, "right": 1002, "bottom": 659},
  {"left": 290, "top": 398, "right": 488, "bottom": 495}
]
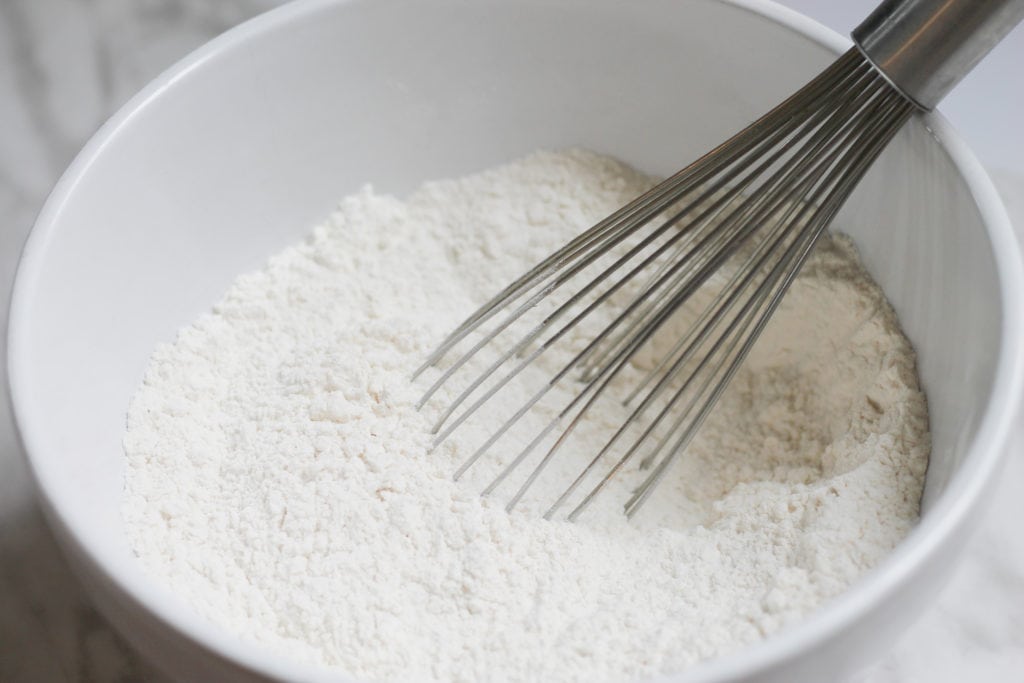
[{"left": 853, "top": 0, "right": 1024, "bottom": 110}]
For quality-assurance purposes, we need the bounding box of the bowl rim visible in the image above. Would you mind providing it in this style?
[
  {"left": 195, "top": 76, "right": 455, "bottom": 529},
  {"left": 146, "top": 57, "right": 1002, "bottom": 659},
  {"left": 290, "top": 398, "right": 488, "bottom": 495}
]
[{"left": 7, "top": 0, "right": 1024, "bottom": 681}]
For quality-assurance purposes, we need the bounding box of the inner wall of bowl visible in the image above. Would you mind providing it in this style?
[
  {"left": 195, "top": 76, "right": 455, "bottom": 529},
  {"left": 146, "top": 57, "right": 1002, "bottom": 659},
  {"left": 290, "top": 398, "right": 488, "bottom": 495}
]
[
  {"left": 839, "top": 121, "right": 1000, "bottom": 510},
  {"left": 17, "top": 0, "right": 998, "bottom": 575}
]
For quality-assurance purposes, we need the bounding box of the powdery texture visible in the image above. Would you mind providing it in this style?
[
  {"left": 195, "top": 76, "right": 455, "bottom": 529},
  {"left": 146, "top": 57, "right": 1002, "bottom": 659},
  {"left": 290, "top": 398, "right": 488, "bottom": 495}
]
[{"left": 123, "top": 149, "right": 930, "bottom": 682}]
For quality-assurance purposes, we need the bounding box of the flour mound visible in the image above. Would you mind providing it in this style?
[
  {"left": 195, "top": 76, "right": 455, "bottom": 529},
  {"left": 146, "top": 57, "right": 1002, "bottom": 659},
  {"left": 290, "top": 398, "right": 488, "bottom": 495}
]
[{"left": 123, "top": 149, "right": 929, "bottom": 682}]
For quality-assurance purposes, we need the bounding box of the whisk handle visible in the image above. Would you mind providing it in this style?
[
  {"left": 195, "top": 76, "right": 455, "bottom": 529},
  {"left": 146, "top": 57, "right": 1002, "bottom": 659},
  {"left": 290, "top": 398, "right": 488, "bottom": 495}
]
[{"left": 853, "top": 0, "right": 1024, "bottom": 110}]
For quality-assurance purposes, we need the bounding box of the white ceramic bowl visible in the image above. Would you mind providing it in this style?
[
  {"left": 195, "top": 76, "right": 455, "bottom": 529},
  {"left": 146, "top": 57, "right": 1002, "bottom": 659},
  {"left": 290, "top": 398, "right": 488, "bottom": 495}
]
[{"left": 8, "top": 0, "right": 1024, "bottom": 681}]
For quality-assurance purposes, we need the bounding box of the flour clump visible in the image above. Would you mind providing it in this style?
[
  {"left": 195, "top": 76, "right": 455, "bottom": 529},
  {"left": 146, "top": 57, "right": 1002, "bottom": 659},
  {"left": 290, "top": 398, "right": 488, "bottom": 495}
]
[{"left": 123, "top": 149, "right": 930, "bottom": 682}]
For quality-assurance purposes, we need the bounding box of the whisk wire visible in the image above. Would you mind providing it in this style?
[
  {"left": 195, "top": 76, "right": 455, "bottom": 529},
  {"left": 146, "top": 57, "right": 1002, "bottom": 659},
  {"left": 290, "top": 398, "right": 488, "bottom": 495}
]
[
  {"left": 413, "top": 50, "right": 867, "bottom": 380},
  {"left": 416, "top": 47, "right": 917, "bottom": 519},
  {"left": 575, "top": 64, "right": 885, "bottom": 381},
  {"left": 622, "top": 94, "right": 915, "bottom": 518}
]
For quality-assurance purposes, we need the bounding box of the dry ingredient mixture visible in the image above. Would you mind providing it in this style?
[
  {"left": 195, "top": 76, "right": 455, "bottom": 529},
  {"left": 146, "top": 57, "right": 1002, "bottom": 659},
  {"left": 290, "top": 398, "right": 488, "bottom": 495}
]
[{"left": 123, "top": 149, "right": 930, "bottom": 682}]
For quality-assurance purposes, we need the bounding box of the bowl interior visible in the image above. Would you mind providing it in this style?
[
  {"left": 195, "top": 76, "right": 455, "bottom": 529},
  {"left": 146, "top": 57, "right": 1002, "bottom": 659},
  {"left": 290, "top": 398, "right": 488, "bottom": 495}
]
[{"left": 8, "top": 0, "right": 1007, "bottom": 678}]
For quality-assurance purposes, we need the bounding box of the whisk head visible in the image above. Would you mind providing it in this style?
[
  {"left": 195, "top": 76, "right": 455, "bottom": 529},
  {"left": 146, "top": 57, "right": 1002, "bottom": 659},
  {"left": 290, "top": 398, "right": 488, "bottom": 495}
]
[{"left": 414, "top": 47, "right": 916, "bottom": 521}]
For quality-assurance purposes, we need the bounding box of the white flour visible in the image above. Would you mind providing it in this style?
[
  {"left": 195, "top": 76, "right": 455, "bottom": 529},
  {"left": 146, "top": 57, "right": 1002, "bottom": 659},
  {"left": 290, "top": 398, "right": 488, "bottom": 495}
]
[{"left": 123, "top": 149, "right": 930, "bottom": 682}]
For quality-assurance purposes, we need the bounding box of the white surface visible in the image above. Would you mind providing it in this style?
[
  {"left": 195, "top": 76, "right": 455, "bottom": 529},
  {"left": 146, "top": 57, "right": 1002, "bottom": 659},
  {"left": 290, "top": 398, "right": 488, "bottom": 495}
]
[{"left": 0, "top": 1, "right": 1022, "bottom": 682}]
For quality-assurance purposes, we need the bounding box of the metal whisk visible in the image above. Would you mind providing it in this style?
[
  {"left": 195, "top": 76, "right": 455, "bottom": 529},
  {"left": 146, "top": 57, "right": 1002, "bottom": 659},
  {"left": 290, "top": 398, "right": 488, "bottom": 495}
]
[{"left": 415, "top": 0, "right": 1024, "bottom": 520}]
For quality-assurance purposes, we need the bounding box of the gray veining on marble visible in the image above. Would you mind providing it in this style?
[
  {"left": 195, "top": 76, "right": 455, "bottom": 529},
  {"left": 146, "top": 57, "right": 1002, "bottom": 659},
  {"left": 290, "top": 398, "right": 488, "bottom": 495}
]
[{"left": 1, "top": 1, "right": 1022, "bottom": 682}]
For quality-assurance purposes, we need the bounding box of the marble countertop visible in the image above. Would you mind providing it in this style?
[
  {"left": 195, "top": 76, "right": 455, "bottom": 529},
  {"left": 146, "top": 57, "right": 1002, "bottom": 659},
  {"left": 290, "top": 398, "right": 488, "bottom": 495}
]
[{"left": 1, "top": 1, "right": 1021, "bottom": 681}]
